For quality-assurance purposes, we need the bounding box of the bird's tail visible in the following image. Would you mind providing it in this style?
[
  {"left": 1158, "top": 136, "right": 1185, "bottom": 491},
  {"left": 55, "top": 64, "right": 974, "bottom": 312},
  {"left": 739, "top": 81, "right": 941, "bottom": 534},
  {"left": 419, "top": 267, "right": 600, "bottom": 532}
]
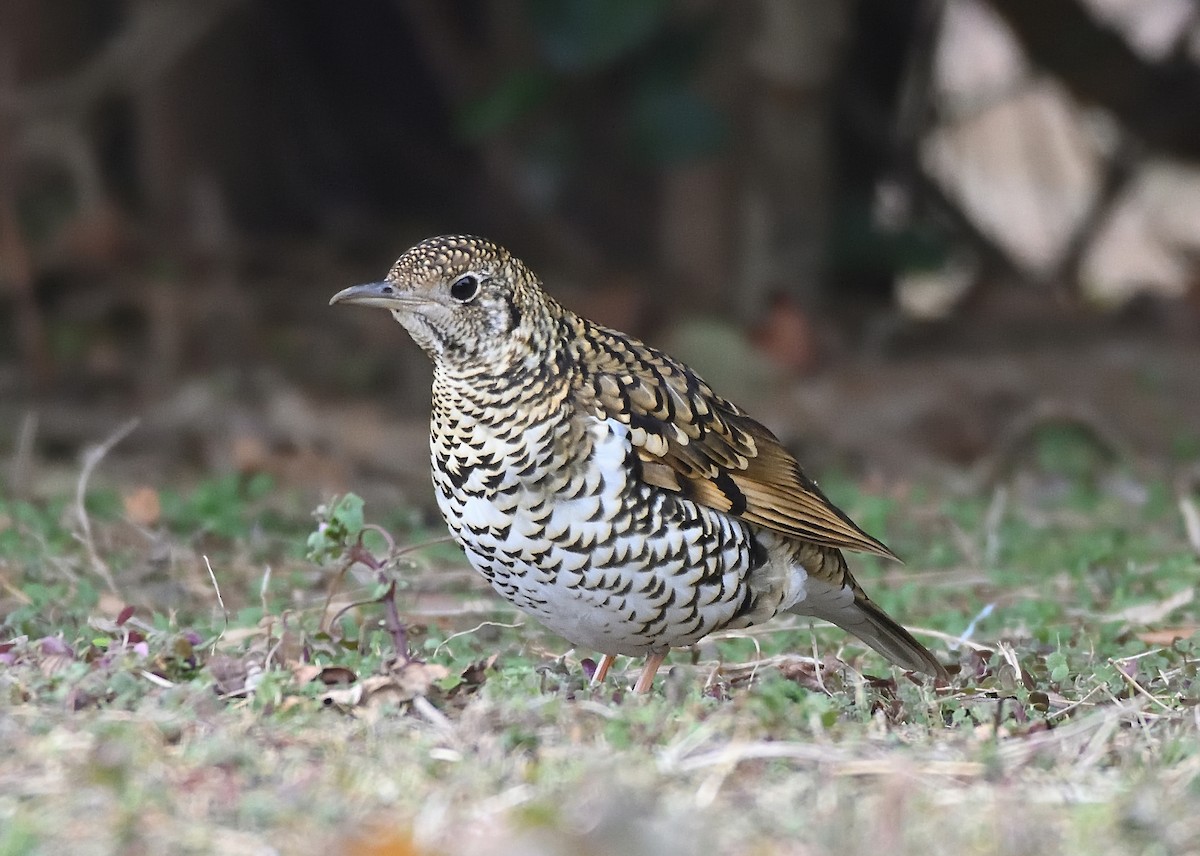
[
  {"left": 789, "top": 553, "right": 948, "bottom": 681},
  {"left": 818, "top": 595, "right": 949, "bottom": 682}
]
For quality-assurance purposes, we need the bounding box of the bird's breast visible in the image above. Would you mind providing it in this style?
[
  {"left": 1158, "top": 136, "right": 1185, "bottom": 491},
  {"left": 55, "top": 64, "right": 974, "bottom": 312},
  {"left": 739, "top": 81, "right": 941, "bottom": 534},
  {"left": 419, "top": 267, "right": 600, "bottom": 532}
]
[{"left": 427, "top": 394, "right": 790, "bottom": 653}]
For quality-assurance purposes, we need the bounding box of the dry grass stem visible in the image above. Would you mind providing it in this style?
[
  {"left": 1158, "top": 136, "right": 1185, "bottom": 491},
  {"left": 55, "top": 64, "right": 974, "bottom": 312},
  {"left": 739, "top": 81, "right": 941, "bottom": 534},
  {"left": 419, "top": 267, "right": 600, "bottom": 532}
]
[
  {"left": 433, "top": 621, "right": 525, "bottom": 657},
  {"left": 73, "top": 416, "right": 139, "bottom": 594},
  {"left": 203, "top": 553, "right": 229, "bottom": 652}
]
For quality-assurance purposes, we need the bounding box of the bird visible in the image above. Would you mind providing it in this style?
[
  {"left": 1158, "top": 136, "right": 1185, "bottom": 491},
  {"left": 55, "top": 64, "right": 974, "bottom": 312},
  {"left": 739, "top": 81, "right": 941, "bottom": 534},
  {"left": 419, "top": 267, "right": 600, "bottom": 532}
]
[{"left": 330, "top": 235, "right": 947, "bottom": 693}]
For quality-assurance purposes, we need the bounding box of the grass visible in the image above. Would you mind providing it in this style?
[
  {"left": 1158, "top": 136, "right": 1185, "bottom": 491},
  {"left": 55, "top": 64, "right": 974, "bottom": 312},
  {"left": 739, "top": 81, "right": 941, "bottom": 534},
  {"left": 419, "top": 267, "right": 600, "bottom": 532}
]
[{"left": 3, "top": 431, "right": 1200, "bottom": 855}]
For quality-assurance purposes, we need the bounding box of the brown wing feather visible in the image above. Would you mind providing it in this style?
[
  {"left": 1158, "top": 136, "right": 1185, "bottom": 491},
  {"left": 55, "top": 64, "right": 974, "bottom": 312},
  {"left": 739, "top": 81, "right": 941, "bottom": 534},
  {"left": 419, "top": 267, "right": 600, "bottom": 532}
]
[{"left": 570, "top": 320, "right": 898, "bottom": 560}]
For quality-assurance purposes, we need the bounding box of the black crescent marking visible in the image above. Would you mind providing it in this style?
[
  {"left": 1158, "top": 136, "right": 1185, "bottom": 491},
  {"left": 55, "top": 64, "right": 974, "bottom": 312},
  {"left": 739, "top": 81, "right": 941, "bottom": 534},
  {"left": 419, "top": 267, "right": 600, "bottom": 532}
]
[{"left": 711, "top": 470, "right": 748, "bottom": 516}]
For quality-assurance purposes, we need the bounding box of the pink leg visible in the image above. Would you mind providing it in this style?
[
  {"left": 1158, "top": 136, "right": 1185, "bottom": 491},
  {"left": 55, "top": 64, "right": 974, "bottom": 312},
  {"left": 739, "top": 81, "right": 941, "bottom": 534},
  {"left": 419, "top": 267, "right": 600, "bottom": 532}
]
[
  {"left": 591, "top": 654, "right": 616, "bottom": 685},
  {"left": 633, "top": 652, "right": 667, "bottom": 694}
]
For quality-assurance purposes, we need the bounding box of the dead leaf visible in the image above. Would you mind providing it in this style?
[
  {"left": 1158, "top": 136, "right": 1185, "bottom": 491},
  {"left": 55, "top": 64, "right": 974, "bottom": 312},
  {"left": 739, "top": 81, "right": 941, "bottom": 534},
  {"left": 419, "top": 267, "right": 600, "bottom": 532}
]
[
  {"left": 40, "top": 654, "right": 75, "bottom": 677},
  {"left": 450, "top": 655, "right": 497, "bottom": 697},
  {"left": 321, "top": 683, "right": 364, "bottom": 707},
  {"left": 1106, "top": 587, "right": 1194, "bottom": 624},
  {"left": 123, "top": 486, "right": 161, "bottom": 526},
  {"left": 209, "top": 655, "right": 254, "bottom": 696},
  {"left": 1136, "top": 627, "right": 1200, "bottom": 645},
  {"left": 360, "top": 674, "right": 398, "bottom": 695},
  {"left": 391, "top": 661, "right": 449, "bottom": 699},
  {"left": 270, "top": 626, "right": 305, "bottom": 667},
  {"left": 292, "top": 664, "right": 323, "bottom": 685},
  {"left": 310, "top": 663, "right": 453, "bottom": 712},
  {"left": 359, "top": 687, "right": 411, "bottom": 716},
  {"left": 295, "top": 664, "right": 358, "bottom": 686},
  {"left": 318, "top": 665, "right": 357, "bottom": 685}
]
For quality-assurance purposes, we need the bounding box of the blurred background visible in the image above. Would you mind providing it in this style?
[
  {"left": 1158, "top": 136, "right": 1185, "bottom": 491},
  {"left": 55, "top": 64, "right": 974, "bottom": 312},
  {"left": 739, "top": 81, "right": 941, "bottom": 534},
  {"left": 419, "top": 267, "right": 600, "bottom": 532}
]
[{"left": 2, "top": 0, "right": 1200, "bottom": 508}]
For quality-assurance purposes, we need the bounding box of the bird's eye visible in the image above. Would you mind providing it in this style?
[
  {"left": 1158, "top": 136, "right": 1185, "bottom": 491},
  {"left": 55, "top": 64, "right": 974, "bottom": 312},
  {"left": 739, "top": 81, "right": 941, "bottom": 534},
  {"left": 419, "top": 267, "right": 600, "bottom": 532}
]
[{"left": 449, "top": 274, "right": 480, "bottom": 303}]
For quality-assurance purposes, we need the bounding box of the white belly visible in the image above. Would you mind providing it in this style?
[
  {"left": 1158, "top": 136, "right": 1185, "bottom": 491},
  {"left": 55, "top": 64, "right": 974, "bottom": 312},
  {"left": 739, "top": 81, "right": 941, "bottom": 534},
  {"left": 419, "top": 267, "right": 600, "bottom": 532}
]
[{"left": 434, "top": 416, "right": 783, "bottom": 655}]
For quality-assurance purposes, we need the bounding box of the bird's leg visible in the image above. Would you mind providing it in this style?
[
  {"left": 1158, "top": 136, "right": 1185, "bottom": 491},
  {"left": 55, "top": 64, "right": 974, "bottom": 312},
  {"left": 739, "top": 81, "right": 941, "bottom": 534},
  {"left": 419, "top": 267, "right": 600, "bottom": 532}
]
[
  {"left": 633, "top": 652, "right": 667, "bottom": 694},
  {"left": 591, "top": 654, "right": 616, "bottom": 686}
]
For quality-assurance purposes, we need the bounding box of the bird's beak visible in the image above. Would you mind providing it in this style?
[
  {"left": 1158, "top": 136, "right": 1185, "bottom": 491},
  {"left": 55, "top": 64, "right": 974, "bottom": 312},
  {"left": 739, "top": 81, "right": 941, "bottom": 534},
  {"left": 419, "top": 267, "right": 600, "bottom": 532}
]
[{"left": 329, "top": 281, "right": 409, "bottom": 308}]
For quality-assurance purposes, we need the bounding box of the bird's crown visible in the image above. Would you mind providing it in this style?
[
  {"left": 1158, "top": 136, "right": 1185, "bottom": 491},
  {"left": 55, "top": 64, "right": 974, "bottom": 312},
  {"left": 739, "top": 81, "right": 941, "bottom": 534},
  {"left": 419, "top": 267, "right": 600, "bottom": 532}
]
[{"left": 385, "top": 234, "right": 510, "bottom": 283}]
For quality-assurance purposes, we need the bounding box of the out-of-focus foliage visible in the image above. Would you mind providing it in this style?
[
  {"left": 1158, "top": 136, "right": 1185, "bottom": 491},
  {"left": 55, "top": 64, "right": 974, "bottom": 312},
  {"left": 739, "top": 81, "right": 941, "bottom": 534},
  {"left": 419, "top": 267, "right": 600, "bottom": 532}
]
[{"left": 456, "top": 0, "right": 726, "bottom": 166}]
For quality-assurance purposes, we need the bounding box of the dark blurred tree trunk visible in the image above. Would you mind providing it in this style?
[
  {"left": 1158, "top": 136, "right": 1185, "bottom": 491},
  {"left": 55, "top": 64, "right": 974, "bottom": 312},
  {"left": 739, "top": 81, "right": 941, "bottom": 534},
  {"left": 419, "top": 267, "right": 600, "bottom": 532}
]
[
  {"left": 658, "top": 0, "right": 739, "bottom": 318},
  {"left": 0, "top": 0, "right": 111, "bottom": 391},
  {"left": 734, "top": 0, "right": 850, "bottom": 318},
  {"left": 828, "top": 0, "right": 937, "bottom": 304}
]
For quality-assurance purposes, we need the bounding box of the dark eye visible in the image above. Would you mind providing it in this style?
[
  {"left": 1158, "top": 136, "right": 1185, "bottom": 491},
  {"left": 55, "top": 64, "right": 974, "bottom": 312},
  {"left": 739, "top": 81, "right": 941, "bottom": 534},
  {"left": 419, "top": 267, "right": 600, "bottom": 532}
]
[{"left": 449, "top": 274, "right": 480, "bottom": 303}]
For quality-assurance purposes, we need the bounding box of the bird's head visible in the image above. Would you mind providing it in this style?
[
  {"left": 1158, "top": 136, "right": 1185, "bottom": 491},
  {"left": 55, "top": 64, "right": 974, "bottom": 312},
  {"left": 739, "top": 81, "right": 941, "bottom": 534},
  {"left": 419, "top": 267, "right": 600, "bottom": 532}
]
[{"left": 330, "top": 235, "right": 558, "bottom": 374}]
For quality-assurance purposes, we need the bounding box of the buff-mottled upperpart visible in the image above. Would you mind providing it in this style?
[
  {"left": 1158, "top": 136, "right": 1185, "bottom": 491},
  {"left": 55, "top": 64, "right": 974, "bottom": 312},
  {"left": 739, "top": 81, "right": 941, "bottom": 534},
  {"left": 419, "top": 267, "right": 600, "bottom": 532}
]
[{"left": 330, "top": 235, "right": 947, "bottom": 693}]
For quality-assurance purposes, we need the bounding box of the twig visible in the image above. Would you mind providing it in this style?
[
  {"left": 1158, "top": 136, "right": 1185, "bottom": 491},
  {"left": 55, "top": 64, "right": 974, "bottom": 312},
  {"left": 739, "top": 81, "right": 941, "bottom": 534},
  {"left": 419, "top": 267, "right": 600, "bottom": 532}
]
[
  {"left": 706, "top": 630, "right": 765, "bottom": 687},
  {"left": 262, "top": 613, "right": 290, "bottom": 673},
  {"left": 433, "top": 621, "right": 524, "bottom": 658},
  {"left": 139, "top": 670, "right": 177, "bottom": 689},
  {"left": 379, "top": 579, "right": 412, "bottom": 664},
  {"left": 73, "top": 417, "right": 139, "bottom": 594},
  {"left": 1047, "top": 683, "right": 1107, "bottom": 721},
  {"left": 1108, "top": 659, "right": 1178, "bottom": 715},
  {"left": 260, "top": 565, "right": 275, "bottom": 667},
  {"left": 328, "top": 594, "right": 389, "bottom": 638},
  {"left": 411, "top": 695, "right": 455, "bottom": 736},
  {"left": 319, "top": 530, "right": 453, "bottom": 631},
  {"left": 362, "top": 523, "right": 398, "bottom": 554},
  {"left": 322, "top": 531, "right": 457, "bottom": 662},
  {"left": 325, "top": 567, "right": 413, "bottom": 664},
  {"left": 203, "top": 554, "right": 228, "bottom": 654}
]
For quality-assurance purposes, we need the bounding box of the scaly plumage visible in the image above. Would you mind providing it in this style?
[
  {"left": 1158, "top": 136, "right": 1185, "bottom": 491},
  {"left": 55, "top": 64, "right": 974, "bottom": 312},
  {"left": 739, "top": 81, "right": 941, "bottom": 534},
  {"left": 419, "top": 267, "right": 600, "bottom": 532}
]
[{"left": 330, "top": 235, "right": 947, "bottom": 691}]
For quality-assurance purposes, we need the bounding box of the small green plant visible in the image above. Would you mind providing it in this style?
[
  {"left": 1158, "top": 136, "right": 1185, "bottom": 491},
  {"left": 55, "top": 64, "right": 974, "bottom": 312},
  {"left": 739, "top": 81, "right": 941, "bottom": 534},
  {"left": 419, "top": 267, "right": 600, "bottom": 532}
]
[
  {"left": 306, "top": 493, "right": 366, "bottom": 564},
  {"left": 307, "top": 493, "right": 414, "bottom": 663}
]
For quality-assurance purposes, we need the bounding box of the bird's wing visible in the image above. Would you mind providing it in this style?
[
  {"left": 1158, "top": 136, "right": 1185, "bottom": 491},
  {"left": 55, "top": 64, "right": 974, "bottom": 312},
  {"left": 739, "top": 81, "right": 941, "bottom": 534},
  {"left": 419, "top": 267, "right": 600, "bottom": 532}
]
[{"left": 570, "top": 322, "right": 898, "bottom": 560}]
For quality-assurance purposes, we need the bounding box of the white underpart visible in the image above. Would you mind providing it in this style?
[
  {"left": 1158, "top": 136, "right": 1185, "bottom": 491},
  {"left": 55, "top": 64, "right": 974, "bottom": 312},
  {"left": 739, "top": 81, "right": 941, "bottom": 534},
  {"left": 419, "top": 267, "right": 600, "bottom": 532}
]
[{"left": 434, "top": 414, "right": 812, "bottom": 656}]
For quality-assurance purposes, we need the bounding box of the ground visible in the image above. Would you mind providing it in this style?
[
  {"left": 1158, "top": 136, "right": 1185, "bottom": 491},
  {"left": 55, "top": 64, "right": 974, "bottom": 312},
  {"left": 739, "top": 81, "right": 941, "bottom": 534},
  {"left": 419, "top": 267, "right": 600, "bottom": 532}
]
[{"left": 2, "top": 326, "right": 1200, "bottom": 855}]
